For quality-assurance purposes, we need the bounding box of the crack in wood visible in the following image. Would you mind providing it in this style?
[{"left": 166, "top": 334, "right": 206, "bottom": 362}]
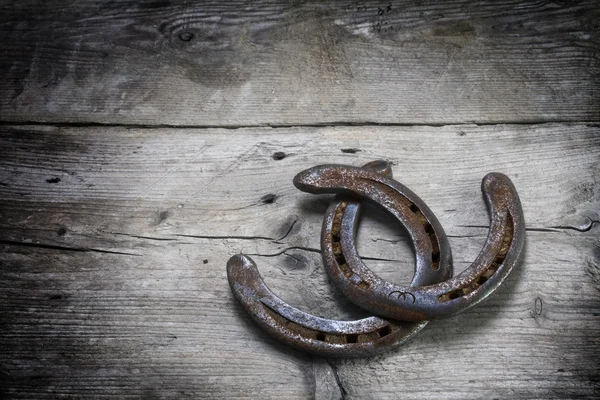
[
  {"left": 0, "top": 239, "right": 141, "bottom": 256},
  {"left": 2, "top": 120, "right": 600, "bottom": 130},
  {"left": 172, "top": 233, "right": 277, "bottom": 241},
  {"left": 326, "top": 359, "right": 348, "bottom": 400},
  {"left": 247, "top": 246, "right": 400, "bottom": 262},
  {"left": 457, "top": 224, "right": 597, "bottom": 234}
]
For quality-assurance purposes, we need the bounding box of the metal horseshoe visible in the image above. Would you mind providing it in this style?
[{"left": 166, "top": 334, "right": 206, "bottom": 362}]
[
  {"left": 227, "top": 161, "right": 452, "bottom": 357},
  {"left": 294, "top": 165, "right": 525, "bottom": 321}
]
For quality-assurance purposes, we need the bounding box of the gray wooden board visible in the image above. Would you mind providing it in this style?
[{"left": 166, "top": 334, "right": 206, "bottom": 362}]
[
  {"left": 0, "top": 0, "right": 599, "bottom": 126},
  {"left": 0, "top": 124, "right": 599, "bottom": 399}
]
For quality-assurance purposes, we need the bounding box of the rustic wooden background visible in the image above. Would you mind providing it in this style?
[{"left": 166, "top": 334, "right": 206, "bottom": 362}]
[{"left": 1, "top": 1, "right": 599, "bottom": 399}]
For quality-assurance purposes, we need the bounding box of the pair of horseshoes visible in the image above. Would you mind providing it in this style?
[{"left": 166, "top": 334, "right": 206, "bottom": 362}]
[{"left": 227, "top": 161, "right": 525, "bottom": 357}]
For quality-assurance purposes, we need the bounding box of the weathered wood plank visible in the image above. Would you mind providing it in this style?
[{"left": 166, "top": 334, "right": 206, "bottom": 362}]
[
  {"left": 1, "top": 0, "right": 598, "bottom": 125},
  {"left": 1, "top": 232, "right": 596, "bottom": 399},
  {"left": 0, "top": 123, "right": 599, "bottom": 399}
]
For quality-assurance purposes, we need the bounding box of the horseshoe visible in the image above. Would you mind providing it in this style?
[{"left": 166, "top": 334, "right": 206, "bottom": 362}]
[
  {"left": 227, "top": 161, "right": 451, "bottom": 357},
  {"left": 294, "top": 165, "right": 525, "bottom": 321}
]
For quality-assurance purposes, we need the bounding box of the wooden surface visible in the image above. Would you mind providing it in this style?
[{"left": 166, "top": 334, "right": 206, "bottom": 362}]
[
  {"left": 1, "top": 0, "right": 599, "bottom": 125},
  {"left": 1, "top": 1, "right": 599, "bottom": 399}
]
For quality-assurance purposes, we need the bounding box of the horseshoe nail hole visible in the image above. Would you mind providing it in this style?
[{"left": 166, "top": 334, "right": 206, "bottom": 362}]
[
  {"left": 357, "top": 281, "right": 370, "bottom": 290},
  {"left": 448, "top": 291, "right": 461, "bottom": 300},
  {"left": 424, "top": 223, "right": 434, "bottom": 236},
  {"left": 339, "top": 263, "right": 353, "bottom": 278},
  {"left": 272, "top": 152, "right": 286, "bottom": 160},
  {"left": 476, "top": 275, "right": 488, "bottom": 286},
  {"left": 409, "top": 203, "right": 419, "bottom": 213},
  {"left": 316, "top": 332, "right": 326, "bottom": 341},
  {"left": 334, "top": 252, "right": 346, "bottom": 266},
  {"left": 431, "top": 251, "right": 440, "bottom": 270},
  {"left": 332, "top": 241, "right": 341, "bottom": 253},
  {"left": 439, "top": 287, "right": 465, "bottom": 302},
  {"left": 346, "top": 334, "right": 358, "bottom": 343},
  {"left": 332, "top": 230, "right": 341, "bottom": 242},
  {"left": 378, "top": 326, "right": 392, "bottom": 337}
]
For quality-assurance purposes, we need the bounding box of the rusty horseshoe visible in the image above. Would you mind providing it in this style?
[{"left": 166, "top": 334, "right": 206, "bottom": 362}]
[
  {"left": 227, "top": 161, "right": 452, "bottom": 357},
  {"left": 294, "top": 165, "right": 525, "bottom": 321}
]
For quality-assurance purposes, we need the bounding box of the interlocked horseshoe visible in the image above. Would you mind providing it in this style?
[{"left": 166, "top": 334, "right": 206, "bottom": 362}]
[
  {"left": 294, "top": 165, "right": 525, "bottom": 321},
  {"left": 227, "top": 161, "right": 452, "bottom": 357},
  {"left": 227, "top": 254, "right": 421, "bottom": 358}
]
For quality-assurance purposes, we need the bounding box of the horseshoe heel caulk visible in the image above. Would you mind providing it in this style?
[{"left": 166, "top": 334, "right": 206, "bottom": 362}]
[
  {"left": 227, "top": 161, "right": 452, "bottom": 357},
  {"left": 294, "top": 165, "right": 525, "bottom": 321}
]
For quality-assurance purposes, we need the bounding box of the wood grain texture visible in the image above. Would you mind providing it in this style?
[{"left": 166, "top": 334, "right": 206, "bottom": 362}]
[
  {"left": 0, "top": 124, "right": 598, "bottom": 399},
  {"left": 0, "top": 0, "right": 599, "bottom": 126}
]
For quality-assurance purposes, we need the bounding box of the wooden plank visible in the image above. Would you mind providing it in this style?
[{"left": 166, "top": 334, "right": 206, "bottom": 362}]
[
  {"left": 0, "top": 123, "right": 598, "bottom": 398},
  {"left": 0, "top": 0, "right": 598, "bottom": 126}
]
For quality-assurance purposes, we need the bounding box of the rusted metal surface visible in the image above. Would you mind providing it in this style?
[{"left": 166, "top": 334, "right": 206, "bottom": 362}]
[
  {"left": 228, "top": 161, "right": 525, "bottom": 357},
  {"left": 295, "top": 165, "right": 525, "bottom": 321},
  {"left": 227, "top": 254, "right": 424, "bottom": 358},
  {"left": 227, "top": 161, "right": 452, "bottom": 357}
]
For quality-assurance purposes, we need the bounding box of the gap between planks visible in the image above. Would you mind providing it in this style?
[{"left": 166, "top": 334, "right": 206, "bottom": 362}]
[{"left": 1, "top": 120, "right": 599, "bottom": 131}]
